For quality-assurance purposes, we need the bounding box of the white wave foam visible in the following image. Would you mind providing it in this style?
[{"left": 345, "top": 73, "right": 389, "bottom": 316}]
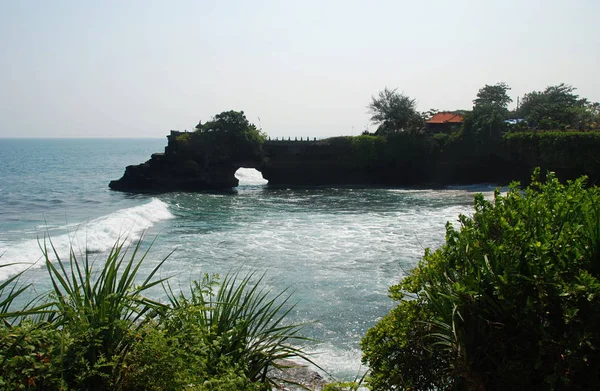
[
  {"left": 307, "top": 343, "right": 366, "bottom": 381},
  {"left": 235, "top": 167, "right": 268, "bottom": 185},
  {"left": 0, "top": 198, "right": 173, "bottom": 280}
]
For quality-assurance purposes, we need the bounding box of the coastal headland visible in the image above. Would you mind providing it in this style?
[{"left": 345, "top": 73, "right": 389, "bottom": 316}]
[{"left": 109, "top": 128, "right": 600, "bottom": 193}]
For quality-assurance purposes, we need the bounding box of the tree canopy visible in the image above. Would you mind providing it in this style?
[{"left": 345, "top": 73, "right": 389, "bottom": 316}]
[
  {"left": 191, "top": 110, "right": 267, "bottom": 162},
  {"left": 195, "top": 110, "right": 261, "bottom": 135},
  {"left": 473, "top": 82, "right": 512, "bottom": 109},
  {"left": 518, "top": 83, "right": 595, "bottom": 130},
  {"left": 463, "top": 82, "right": 512, "bottom": 140},
  {"left": 368, "top": 88, "right": 421, "bottom": 135}
]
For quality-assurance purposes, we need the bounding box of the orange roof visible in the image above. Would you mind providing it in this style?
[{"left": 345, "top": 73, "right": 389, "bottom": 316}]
[{"left": 426, "top": 112, "right": 464, "bottom": 124}]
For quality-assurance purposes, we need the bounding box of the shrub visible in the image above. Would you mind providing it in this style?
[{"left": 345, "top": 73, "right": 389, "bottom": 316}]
[
  {"left": 0, "top": 322, "right": 67, "bottom": 390},
  {"left": 350, "top": 135, "right": 386, "bottom": 167},
  {"left": 362, "top": 170, "right": 600, "bottom": 390},
  {"left": 176, "top": 132, "right": 191, "bottom": 145},
  {"left": 164, "top": 272, "right": 314, "bottom": 390},
  {"left": 41, "top": 237, "right": 170, "bottom": 390},
  {"left": 1, "top": 232, "right": 316, "bottom": 390}
]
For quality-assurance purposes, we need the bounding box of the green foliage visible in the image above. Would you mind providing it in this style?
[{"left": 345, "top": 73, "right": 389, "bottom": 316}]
[
  {"left": 41, "top": 237, "right": 170, "bottom": 390},
  {"left": 502, "top": 132, "right": 600, "bottom": 179},
  {"left": 1, "top": 262, "right": 53, "bottom": 326},
  {"left": 363, "top": 170, "right": 600, "bottom": 389},
  {"left": 362, "top": 300, "right": 450, "bottom": 390},
  {"left": 473, "top": 82, "right": 512, "bottom": 109},
  {"left": 0, "top": 264, "right": 33, "bottom": 325},
  {"left": 0, "top": 322, "right": 67, "bottom": 390},
  {"left": 368, "top": 88, "right": 421, "bottom": 135},
  {"left": 463, "top": 82, "right": 511, "bottom": 141},
  {"left": 518, "top": 83, "right": 594, "bottom": 130},
  {"left": 176, "top": 132, "right": 191, "bottom": 145},
  {"left": 349, "top": 135, "right": 386, "bottom": 166},
  {"left": 120, "top": 321, "right": 264, "bottom": 391},
  {"left": 0, "top": 240, "right": 312, "bottom": 390},
  {"left": 164, "top": 272, "right": 314, "bottom": 389},
  {"left": 191, "top": 110, "right": 267, "bottom": 162}
]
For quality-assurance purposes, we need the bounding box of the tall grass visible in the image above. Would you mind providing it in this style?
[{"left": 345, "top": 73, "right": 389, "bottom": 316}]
[
  {"left": 0, "top": 263, "right": 30, "bottom": 325},
  {"left": 165, "top": 271, "right": 318, "bottom": 389},
  {"left": 0, "top": 262, "right": 52, "bottom": 326},
  {"left": 40, "top": 237, "right": 171, "bottom": 390}
]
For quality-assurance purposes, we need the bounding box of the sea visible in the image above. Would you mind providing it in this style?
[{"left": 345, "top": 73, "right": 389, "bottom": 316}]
[{"left": 0, "top": 138, "right": 499, "bottom": 380}]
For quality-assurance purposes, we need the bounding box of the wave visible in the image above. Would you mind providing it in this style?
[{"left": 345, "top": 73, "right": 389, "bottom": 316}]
[
  {"left": 307, "top": 343, "right": 366, "bottom": 381},
  {"left": 446, "top": 183, "right": 503, "bottom": 192},
  {"left": 0, "top": 198, "right": 173, "bottom": 281}
]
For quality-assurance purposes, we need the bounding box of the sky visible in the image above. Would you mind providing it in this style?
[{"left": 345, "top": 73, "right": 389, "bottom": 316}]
[{"left": 0, "top": 0, "right": 598, "bottom": 139}]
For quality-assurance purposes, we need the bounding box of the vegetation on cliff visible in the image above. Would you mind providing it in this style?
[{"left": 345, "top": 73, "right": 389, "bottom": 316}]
[
  {"left": 179, "top": 110, "right": 267, "bottom": 163},
  {"left": 335, "top": 82, "right": 600, "bottom": 185},
  {"left": 362, "top": 170, "right": 600, "bottom": 390}
]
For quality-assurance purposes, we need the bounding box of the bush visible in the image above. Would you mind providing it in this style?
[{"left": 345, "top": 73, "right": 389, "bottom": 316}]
[
  {"left": 120, "top": 321, "right": 264, "bottom": 391},
  {"left": 164, "top": 272, "right": 313, "bottom": 390},
  {"left": 40, "top": 238, "right": 170, "bottom": 390},
  {"left": 0, "top": 322, "right": 67, "bottom": 390},
  {"left": 349, "top": 135, "right": 386, "bottom": 167},
  {"left": 362, "top": 170, "right": 600, "bottom": 390},
  {"left": 193, "top": 110, "right": 267, "bottom": 162},
  {"left": 0, "top": 239, "right": 312, "bottom": 390},
  {"left": 502, "top": 131, "right": 600, "bottom": 171}
]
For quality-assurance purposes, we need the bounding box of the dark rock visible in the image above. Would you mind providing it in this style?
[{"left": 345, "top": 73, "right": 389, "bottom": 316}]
[
  {"left": 110, "top": 131, "right": 600, "bottom": 193},
  {"left": 269, "top": 360, "right": 328, "bottom": 391}
]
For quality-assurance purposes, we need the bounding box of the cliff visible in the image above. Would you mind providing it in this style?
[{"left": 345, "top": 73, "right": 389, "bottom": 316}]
[{"left": 109, "top": 131, "right": 600, "bottom": 193}]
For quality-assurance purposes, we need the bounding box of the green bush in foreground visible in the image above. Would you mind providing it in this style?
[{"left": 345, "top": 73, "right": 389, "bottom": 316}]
[
  {"left": 0, "top": 239, "right": 311, "bottom": 390},
  {"left": 362, "top": 169, "right": 600, "bottom": 390}
]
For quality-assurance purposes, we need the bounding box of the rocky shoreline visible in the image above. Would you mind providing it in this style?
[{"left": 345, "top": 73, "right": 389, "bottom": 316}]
[{"left": 270, "top": 360, "right": 328, "bottom": 391}]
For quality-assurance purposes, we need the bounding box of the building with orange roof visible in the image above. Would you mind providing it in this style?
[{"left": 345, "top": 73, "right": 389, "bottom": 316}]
[{"left": 425, "top": 112, "right": 464, "bottom": 133}]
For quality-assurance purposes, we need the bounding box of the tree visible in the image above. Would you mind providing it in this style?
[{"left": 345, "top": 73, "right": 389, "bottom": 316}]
[
  {"left": 368, "top": 88, "right": 420, "bottom": 135},
  {"left": 518, "top": 83, "right": 591, "bottom": 130},
  {"left": 464, "top": 82, "right": 512, "bottom": 139},
  {"left": 196, "top": 110, "right": 260, "bottom": 135},
  {"left": 473, "top": 82, "right": 512, "bottom": 109}
]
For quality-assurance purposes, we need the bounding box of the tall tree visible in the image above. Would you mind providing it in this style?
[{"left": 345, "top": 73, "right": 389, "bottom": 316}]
[
  {"left": 473, "top": 82, "right": 512, "bottom": 109},
  {"left": 368, "top": 88, "right": 420, "bottom": 135},
  {"left": 465, "top": 82, "right": 512, "bottom": 140},
  {"left": 518, "top": 83, "right": 590, "bottom": 130}
]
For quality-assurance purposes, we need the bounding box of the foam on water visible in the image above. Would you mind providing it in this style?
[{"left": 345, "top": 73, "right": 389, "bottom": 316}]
[
  {"left": 0, "top": 198, "right": 173, "bottom": 280},
  {"left": 235, "top": 167, "right": 268, "bottom": 186},
  {"left": 158, "top": 187, "right": 498, "bottom": 379}
]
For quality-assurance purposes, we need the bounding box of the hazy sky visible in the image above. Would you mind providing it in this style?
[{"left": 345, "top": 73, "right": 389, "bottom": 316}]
[{"left": 1, "top": 0, "right": 598, "bottom": 138}]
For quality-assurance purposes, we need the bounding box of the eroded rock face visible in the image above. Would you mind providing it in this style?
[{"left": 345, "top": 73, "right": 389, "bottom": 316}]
[
  {"left": 109, "top": 131, "right": 253, "bottom": 193},
  {"left": 109, "top": 133, "right": 362, "bottom": 192},
  {"left": 112, "top": 130, "right": 588, "bottom": 193},
  {"left": 108, "top": 159, "right": 239, "bottom": 192}
]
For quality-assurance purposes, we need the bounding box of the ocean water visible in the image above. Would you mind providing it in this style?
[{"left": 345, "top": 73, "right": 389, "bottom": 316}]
[{"left": 0, "top": 138, "right": 498, "bottom": 379}]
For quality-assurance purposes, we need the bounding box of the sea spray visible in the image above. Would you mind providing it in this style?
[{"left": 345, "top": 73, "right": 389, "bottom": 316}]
[{"left": 0, "top": 198, "right": 173, "bottom": 280}]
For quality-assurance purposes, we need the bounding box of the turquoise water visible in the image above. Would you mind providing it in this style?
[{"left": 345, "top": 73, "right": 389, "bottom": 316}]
[{"left": 0, "top": 138, "right": 496, "bottom": 378}]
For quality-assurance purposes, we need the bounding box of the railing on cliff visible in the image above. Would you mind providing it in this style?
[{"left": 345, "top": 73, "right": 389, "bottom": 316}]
[
  {"left": 266, "top": 137, "right": 320, "bottom": 142},
  {"left": 168, "top": 130, "right": 322, "bottom": 143}
]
